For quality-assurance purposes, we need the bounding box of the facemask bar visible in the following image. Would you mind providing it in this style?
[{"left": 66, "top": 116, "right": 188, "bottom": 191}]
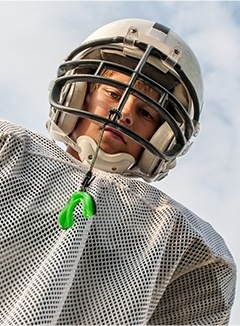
[
  {"left": 49, "top": 37, "right": 200, "bottom": 162},
  {"left": 61, "top": 36, "right": 200, "bottom": 122}
]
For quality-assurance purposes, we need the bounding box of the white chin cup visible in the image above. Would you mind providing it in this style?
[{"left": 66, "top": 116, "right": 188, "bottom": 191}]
[{"left": 76, "top": 135, "right": 135, "bottom": 174}]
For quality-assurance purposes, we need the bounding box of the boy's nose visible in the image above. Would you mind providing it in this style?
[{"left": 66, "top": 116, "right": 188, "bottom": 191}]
[{"left": 118, "top": 96, "right": 135, "bottom": 126}]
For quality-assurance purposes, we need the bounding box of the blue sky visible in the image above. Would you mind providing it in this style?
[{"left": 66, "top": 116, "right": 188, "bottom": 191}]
[{"left": 0, "top": 1, "right": 239, "bottom": 324}]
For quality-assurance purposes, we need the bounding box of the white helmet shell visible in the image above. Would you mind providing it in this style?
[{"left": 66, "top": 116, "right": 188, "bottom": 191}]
[{"left": 47, "top": 18, "right": 204, "bottom": 182}]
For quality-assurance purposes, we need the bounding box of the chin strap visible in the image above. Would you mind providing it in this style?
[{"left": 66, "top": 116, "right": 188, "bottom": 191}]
[{"left": 77, "top": 135, "right": 135, "bottom": 174}]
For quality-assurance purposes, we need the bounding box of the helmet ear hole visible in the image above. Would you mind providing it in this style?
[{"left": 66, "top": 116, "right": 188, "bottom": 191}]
[
  {"left": 137, "top": 122, "right": 175, "bottom": 177},
  {"left": 57, "top": 81, "right": 87, "bottom": 135}
]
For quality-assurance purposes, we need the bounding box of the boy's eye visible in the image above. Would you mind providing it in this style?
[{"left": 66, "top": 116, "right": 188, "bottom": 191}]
[
  {"left": 139, "top": 108, "right": 153, "bottom": 120},
  {"left": 106, "top": 89, "right": 121, "bottom": 101},
  {"left": 109, "top": 91, "right": 120, "bottom": 99}
]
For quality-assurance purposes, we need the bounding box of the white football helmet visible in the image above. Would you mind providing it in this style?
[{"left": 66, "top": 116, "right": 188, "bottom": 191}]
[{"left": 47, "top": 18, "right": 204, "bottom": 182}]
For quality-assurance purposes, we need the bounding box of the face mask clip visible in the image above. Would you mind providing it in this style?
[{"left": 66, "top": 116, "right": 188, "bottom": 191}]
[{"left": 123, "top": 26, "right": 139, "bottom": 51}]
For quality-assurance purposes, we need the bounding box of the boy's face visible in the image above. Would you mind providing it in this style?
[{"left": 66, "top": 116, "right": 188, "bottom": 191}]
[{"left": 67, "top": 71, "right": 162, "bottom": 161}]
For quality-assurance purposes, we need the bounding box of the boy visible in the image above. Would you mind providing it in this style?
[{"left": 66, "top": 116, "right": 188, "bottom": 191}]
[{"left": 0, "top": 18, "right": 236, "bottom": 325}]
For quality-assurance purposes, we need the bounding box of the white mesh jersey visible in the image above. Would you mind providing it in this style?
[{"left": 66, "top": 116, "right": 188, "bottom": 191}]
[{"left": 0, "top": 119, "right": 236, "bottom": 325}]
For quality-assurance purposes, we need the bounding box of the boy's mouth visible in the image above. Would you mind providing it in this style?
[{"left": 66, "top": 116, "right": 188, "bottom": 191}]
[{"left": 104, "top": 127, "right": 126, "bottom": 143}]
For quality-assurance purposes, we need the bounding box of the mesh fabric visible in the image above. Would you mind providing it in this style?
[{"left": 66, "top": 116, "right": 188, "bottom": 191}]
[{"left": 0, "top": 120, "right": 236, "bottom": 325}]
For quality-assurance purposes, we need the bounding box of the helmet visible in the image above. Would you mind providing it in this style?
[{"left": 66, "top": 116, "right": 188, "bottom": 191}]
[{"left": 47, "top": 18, "right": 204, "bottom": 182}]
